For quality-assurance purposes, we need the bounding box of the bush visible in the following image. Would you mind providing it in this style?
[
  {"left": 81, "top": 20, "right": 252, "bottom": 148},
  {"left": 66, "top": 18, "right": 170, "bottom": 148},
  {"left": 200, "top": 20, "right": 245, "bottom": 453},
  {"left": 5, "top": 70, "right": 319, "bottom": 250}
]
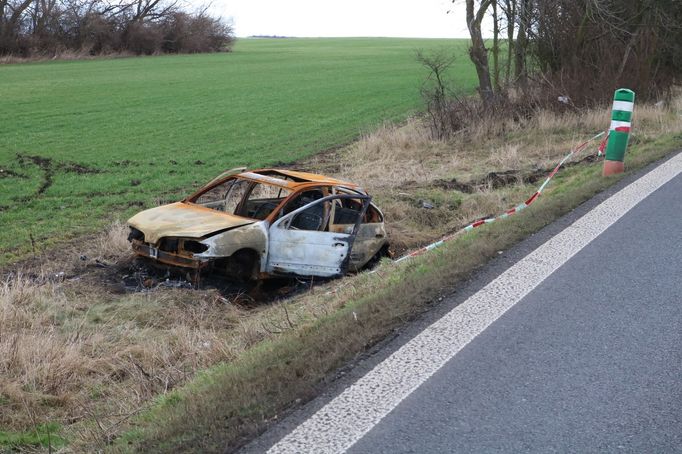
[
  {"left": 0, "top": 0, "right": 235, "bottom": 58},
  {"left": 162, "top": 12, "right": 235, "bottom": 54}
]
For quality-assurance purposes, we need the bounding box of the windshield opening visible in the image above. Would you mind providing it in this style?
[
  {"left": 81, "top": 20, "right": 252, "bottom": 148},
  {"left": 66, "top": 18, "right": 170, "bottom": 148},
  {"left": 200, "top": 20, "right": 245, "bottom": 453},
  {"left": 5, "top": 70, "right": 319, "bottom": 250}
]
[{"left": 190, "top": 178, "right": 291, "bottom": 220}]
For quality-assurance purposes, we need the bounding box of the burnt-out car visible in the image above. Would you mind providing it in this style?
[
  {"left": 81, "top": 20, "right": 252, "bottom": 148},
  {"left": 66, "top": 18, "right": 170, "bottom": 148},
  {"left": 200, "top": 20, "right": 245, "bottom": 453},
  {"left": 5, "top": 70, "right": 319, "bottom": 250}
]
[{"left": 127, "top": 168, "right": 389, "bottom": 280}]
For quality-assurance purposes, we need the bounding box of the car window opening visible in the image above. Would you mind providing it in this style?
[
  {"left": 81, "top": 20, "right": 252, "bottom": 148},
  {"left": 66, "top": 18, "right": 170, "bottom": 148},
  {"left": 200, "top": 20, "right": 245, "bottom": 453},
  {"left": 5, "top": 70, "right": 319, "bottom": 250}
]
[
  {"left": 286, "top": 190, "right": 329, "bottom": 231},
  {"left": 332, "top": 191, "right": 382, "bottom": 225},
  {"left": 191, "top": 179, "right": 291, "bottom": 220}
]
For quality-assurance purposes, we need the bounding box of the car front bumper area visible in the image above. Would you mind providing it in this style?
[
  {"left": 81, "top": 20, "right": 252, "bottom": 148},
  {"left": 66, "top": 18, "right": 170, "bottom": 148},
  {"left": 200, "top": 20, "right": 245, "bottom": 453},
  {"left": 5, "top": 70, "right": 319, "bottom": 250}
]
[{"left": 131, "top": 240, "right": 209, "bottom": 270}]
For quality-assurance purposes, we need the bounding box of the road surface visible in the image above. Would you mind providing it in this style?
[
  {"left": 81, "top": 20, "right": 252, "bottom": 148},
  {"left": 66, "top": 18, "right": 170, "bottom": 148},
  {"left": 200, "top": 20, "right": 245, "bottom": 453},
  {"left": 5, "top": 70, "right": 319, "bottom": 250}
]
[{"left": 247, "top": 152, "right": 682, "bottom": 453}]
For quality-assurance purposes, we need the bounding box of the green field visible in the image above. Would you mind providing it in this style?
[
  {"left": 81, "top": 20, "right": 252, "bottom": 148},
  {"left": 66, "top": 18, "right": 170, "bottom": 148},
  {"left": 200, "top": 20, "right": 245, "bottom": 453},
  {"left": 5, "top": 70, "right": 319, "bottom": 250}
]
[{"left": 0, "top": 38, "right": 475, "bottom": 264}]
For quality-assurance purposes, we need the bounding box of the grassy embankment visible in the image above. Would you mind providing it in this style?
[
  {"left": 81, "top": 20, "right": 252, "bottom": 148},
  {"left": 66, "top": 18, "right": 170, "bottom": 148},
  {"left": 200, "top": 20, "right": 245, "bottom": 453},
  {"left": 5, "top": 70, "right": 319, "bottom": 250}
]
[
  {"left": 2, "top": 72, "right": 680, "bottom": 451},
  {"left": 0, "top": 37, "right": 475, "bottom": 265},
  {"left": 116, "top": 99, "right": 682, "bottom": 453}
]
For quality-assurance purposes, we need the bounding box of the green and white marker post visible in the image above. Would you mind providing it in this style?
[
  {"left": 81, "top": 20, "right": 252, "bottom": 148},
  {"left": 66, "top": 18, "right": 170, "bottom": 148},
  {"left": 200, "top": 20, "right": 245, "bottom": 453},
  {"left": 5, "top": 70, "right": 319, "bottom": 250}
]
[{"left": 603, "top": 88, "right": 635, "bottom": 176}]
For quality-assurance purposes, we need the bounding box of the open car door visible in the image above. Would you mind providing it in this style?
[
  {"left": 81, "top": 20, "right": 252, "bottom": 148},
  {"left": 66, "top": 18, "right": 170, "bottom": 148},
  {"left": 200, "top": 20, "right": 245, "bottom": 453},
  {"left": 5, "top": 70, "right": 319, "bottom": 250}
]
[{"left": 266, "top": 194, "right": 370, "bottom": 278}]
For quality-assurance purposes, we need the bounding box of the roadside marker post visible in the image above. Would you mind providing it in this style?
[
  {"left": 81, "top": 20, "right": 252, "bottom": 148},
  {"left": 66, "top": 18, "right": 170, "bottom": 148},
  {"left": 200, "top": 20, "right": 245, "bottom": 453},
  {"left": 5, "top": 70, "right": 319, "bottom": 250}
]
[{"left": 603, "top": 88, "right": 635, "bottom": 176}]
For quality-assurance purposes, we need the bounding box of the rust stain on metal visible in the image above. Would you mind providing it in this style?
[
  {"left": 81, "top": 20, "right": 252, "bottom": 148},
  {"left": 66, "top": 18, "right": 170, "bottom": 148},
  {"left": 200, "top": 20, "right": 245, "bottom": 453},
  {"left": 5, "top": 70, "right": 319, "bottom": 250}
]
[{"left": 128, "top": 202, "right": 254, "bottom": 244}]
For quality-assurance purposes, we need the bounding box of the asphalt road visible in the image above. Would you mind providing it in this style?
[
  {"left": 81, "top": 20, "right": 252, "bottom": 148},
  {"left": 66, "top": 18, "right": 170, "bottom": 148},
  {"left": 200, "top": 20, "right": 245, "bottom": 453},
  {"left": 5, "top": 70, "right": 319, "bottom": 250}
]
[
  {"left": 248, "top": 152, "right": 682, "bottom": 454},
  {"left": 347, "top": 171, "right": 682, "bottom": 452}
]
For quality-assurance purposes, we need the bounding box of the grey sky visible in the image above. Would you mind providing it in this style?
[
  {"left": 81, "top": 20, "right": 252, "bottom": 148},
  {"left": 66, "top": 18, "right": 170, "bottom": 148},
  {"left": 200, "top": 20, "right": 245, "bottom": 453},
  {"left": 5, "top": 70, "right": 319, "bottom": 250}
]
[{"left": 204, "top": 0, "right": 473, "bottom": 38}]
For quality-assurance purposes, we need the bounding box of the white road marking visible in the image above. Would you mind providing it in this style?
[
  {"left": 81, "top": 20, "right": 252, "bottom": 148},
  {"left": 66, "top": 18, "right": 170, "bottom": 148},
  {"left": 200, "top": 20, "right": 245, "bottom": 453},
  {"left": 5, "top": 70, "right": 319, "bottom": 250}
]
[{"left": 268, "top": 153, "right": 682, "bottom": 454}]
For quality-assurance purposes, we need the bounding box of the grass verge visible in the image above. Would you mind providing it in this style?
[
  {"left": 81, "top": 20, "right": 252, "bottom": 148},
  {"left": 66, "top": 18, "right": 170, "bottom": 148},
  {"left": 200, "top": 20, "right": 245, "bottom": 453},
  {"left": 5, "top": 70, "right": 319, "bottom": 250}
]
[{"left": 115, "top": 133, "right": 681, "bottom": 452}]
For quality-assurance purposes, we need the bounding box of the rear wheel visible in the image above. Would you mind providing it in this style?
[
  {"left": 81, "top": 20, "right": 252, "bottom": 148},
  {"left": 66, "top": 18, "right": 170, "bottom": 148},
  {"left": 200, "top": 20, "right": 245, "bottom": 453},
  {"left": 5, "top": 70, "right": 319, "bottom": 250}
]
[{"left": 363, "top": 244, "right": 390, "bottom": 270}]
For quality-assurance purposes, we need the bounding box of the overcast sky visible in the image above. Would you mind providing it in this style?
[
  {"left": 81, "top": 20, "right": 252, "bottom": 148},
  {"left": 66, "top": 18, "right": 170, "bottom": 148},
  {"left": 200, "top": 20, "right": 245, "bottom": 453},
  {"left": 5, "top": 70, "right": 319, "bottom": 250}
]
[{"left": 204, "top": 0, "right": 473, "bottom": 38}]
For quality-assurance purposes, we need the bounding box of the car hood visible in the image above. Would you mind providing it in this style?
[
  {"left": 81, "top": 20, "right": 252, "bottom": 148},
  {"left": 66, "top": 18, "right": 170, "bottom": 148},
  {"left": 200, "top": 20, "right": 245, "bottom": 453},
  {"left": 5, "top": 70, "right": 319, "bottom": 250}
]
[{"left": 128, "top": 202, "right": 254, "bottom": 244}]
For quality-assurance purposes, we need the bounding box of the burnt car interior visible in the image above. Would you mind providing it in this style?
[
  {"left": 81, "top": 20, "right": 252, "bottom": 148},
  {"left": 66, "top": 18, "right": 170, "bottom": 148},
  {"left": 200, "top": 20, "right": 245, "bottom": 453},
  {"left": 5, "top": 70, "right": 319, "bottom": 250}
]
[
  {"left": 280, "top": 191, "right": 383, "bottom": 234},
  {"left": 284, "top": 190, "right": 326, "bottom": 230},
  {"left": 332, "top": 197, "right": 381, "bottom": 224},
  {"left": 187, "top": 169, "right": 382, "bottom": 232}
]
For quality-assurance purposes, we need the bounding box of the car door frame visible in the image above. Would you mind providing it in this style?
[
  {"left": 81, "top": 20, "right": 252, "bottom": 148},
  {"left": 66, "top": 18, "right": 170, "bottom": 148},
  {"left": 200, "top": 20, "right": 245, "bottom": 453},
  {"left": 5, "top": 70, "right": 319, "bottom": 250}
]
[{"left": 266, "top": 193, "right": 371, "bottom": 278}]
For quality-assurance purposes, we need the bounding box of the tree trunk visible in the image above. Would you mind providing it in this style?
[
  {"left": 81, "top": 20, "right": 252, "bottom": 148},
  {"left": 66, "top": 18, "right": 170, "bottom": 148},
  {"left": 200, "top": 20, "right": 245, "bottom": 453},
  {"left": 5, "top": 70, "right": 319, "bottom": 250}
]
[
  {"left": 466, "top": 0, "right": 495, "bottom": 107},
  {"left": 514, "top": 0, "right": 531, "bottom": 87},
  {"left": 0, "top": 0, "right": 33, "bottom": 53},
  {"left": 615, "top": 1, "right": 648, "bottom": 85},
  {"left": 492, "top": 0, "right": 500, "bottom": 91},
  {"left": 504, "top": 0, "right": 515, "bottom": 86}
]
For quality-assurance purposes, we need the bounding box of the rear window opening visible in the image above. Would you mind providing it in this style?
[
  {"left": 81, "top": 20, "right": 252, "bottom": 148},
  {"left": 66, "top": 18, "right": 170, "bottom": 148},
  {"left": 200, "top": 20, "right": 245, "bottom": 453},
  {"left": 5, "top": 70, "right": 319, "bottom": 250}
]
[{"left": 333, "top": 190, "right": 383, "bottom": 224}]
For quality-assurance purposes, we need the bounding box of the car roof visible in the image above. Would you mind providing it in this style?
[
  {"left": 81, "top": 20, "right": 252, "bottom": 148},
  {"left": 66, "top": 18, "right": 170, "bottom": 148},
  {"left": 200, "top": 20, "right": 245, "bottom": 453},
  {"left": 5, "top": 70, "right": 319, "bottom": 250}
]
[{"left": 238, "top": 168, "right": 362, "bottom": 191}]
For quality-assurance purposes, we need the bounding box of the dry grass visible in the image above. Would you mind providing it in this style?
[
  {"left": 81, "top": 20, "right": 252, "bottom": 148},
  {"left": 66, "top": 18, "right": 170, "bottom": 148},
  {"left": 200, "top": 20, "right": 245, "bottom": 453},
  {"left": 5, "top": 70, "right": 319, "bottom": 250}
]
[
  {"left": 0, "top": 231, "right": 254, "bottom": 449},
  {"left": 2, "top": 94, "right": 681, "bottom": 452},
  {"left": 339, "top": 121, "right": 454, "bottom": 188}
]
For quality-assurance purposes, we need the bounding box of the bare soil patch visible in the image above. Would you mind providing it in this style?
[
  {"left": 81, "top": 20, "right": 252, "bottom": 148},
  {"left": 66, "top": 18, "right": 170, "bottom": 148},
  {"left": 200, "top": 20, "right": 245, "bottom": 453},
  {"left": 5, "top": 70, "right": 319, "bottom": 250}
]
[{"left": 12, "top": 154, "right": 102, "bottom": 199}]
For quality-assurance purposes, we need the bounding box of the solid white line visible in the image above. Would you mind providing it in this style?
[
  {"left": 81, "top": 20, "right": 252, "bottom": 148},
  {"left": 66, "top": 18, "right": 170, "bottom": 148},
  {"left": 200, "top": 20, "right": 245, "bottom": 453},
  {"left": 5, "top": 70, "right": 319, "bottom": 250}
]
[{"left": 268, "top": 152, "right": 682, "bottom": 454}]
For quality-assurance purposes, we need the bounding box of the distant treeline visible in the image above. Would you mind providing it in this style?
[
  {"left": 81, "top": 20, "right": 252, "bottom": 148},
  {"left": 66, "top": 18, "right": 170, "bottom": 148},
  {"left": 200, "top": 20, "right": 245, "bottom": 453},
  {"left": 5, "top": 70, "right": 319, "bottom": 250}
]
[
  {"left": 248, "top": 35, "right": 292, "bottom": 39},
  {"left": 0, "top": 0, "right": 235, "bottom": 57}
]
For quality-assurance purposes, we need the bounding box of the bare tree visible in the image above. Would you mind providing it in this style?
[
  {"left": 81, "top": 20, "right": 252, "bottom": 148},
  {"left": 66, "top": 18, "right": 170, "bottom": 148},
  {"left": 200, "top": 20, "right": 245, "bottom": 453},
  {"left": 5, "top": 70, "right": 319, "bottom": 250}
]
[
  {"left": 416, "top": 49, "right": 458, "bottom": 139},
  {"left": 430, "top": 0, "right": 679, "bottom": 128},
  {"left": 0, "top": 0, "right": 34, "bottom": 52},
  {"left": 500, "top": 0, "right": 516, "bottom": 85},
  {"left": 463, "top": 0, "right": 495, "bottom": 106},
  {"left": 491, "top": 0, "right": 500, "bottom": 91},
  {"left": 513, "top": 0, "right": 531, "bottom": 87}
]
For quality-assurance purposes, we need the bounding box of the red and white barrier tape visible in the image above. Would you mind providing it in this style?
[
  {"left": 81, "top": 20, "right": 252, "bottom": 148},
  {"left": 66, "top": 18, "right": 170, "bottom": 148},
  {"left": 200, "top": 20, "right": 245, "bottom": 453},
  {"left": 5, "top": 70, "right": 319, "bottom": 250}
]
[
  {"left": 394, "top": 131, "right": 606, "bottom": 264},
  {"left": 597, "top": 132, "right": 610, "bottom": 157}
]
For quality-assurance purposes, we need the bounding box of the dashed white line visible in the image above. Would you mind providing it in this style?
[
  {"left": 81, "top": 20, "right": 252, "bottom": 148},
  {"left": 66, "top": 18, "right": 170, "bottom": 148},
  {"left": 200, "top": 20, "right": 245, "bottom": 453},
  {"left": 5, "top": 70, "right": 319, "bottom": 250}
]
[{"left": 267, "top": 152, "right": 682, "bottom": 454}]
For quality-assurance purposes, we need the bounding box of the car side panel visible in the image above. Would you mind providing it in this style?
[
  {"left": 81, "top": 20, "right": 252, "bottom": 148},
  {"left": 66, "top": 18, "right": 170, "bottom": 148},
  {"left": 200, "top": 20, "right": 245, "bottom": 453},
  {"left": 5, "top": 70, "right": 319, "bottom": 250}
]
[
  {"left": 194, "top": 221, "right": 269, "bottom": 269},
  {"left": 350, "top": 223, "right": 388, "bottom": 269}
]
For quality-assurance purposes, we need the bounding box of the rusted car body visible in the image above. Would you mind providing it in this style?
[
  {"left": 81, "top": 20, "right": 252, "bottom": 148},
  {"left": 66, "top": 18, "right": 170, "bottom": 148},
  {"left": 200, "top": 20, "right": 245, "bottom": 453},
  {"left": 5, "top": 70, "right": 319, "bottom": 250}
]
[{"left": 127, "top": 168, "right": 388, "bottom": 280}]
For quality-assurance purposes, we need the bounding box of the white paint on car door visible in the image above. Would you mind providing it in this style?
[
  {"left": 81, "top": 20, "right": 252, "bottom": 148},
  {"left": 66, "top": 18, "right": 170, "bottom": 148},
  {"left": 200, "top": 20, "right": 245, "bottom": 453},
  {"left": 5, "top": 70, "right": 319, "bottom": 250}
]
[{"left": 266, "top": 195, "right": 369, "bottom": 277}]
